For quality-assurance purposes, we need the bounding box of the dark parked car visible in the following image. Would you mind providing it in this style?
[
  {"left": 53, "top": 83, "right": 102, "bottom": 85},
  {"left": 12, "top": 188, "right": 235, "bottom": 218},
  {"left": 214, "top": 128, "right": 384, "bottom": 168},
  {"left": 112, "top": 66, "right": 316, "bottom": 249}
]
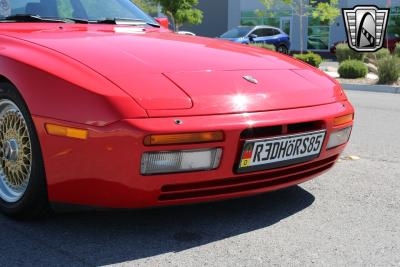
[
  {"left": 307, "top": 36, "right": 328, "bottom": 51},
  {"left": 220, "top": 25, "right": 291, "bottom": 54}
]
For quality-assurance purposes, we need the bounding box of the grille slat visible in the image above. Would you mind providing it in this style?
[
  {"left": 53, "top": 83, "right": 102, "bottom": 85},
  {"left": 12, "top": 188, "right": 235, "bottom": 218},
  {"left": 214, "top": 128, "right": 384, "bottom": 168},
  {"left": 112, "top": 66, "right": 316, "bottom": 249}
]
[
  {"left": 240, "top": 121, "right": 324, "bottom": 139},
  {"left": 159, "top": 162, "right": 335, "bottom": 201},
  {"left": 159, "top": 155, "right": 339, "bottom": 201}
]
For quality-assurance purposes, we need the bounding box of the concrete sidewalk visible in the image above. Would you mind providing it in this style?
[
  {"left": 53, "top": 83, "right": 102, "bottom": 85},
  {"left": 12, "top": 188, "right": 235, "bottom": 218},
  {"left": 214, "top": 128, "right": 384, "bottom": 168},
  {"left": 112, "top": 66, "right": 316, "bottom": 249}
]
[{"left": 342, "top": 84, "right": 400, "bottom": 94}]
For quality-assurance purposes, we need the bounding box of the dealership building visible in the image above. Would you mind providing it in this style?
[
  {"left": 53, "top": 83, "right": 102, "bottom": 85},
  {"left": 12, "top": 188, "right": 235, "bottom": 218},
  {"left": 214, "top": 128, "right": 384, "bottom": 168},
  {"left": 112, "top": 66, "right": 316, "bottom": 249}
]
[{"left": 182, "top": 0, "right": 400, "bottom": 52}]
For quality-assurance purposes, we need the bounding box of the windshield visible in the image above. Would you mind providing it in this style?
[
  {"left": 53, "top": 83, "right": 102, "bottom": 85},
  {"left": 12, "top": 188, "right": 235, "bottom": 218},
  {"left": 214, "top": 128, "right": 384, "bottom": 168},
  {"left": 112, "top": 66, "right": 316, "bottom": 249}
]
[
  {"left": 0, "top": 0, "right": 157, "bottom": 24},
  {"left": 220, "top": 27, "right": 252, "bottom": 38}
]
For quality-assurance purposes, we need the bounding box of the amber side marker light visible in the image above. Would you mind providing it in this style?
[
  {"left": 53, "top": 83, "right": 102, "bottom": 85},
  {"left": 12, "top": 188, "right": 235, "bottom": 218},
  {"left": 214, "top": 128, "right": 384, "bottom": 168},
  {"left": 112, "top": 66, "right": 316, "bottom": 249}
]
[
  {"left": 144, "top": 131, "right": 224, "bottom": 146},
  {"left": 45, "top": 124, "right": 88, "bottom": 140},
  {"left": 334, "top": 114, "right": 354, "bottom": 126}
]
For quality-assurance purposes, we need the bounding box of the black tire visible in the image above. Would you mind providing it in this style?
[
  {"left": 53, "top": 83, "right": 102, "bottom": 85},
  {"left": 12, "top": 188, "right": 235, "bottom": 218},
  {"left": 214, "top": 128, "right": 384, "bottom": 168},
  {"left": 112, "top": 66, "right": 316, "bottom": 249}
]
[
  {"left": 277, "top": 45, "right": 289, "bottom": 54},
  {"left": 0, "top": 82, "right": 50, "bottom": 219}
]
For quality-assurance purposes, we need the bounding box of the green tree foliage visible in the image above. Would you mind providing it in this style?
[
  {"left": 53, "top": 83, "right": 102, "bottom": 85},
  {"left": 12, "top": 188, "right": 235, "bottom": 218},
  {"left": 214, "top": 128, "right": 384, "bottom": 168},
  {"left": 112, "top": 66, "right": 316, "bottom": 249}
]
[
  {"left": 255, "top": 0, "right": 274, "bottom": 17},
  {"left": 294, "top": 51, "right": 323, "bottom": 67},
  {"left": 338, "top": 60, "right": 368, "bottom": 79},
  {"left": 250, "top": 43, "right": 276, "bottom": 51},
  {"left": 377, "top": 56, "right": 400, "bottom": 84},
  {"left": 132, "top": 0, "right": 158, "bottom": 15},
  {"left": 395, "top": 43, "right": 400, "bottom": 57},
  {"left": 154, "top": 0, "right": 203, "bottom": 31},
  {"left": 335, "top": 43, "right": 365, "bottom": 63},
  {"left": 311, "top": 0, "right": 340, "bottom": 24},
  {"left": 57, "top": 0, "right": 73, "bottom": 17}
]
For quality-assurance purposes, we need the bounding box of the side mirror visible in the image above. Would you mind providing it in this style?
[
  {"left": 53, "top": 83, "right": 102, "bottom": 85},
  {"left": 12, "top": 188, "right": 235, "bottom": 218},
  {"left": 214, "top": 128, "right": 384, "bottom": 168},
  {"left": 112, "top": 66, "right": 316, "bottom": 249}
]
[
  {"left": 155, "top": 17, "right": 169, "bottom": 29},
  {"left": 249, "top": 34, "right": 258, "bottom": 40}
]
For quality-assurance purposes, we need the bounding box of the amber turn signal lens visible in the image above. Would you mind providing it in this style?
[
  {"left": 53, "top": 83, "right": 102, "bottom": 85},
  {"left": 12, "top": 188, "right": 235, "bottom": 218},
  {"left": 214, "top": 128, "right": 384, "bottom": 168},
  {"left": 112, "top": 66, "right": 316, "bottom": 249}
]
[
  {"left": 144, "top": 131, "right": 224, "bottom": 146},
  {"left": 334, "top": 114, "right": 354, "bottom": 126},
  {"left": 45, "top": 124, "right": 88, "bottom": 140}
]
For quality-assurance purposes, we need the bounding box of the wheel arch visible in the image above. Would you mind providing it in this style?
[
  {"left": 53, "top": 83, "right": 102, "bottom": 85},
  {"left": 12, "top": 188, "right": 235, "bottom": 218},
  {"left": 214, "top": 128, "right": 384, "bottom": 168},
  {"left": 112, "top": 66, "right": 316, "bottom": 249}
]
[
  {"left": 0, "top": 74, "right": 25, "bottom": 96},
  {"left": 278, "top": 42, "right": 288, "bottom": 49},
  {"left": 0, "top": 74, "right": 50, "bottom": 218},
  {"left": 0, "top": 74, "right": 12, "bottom": 85}
]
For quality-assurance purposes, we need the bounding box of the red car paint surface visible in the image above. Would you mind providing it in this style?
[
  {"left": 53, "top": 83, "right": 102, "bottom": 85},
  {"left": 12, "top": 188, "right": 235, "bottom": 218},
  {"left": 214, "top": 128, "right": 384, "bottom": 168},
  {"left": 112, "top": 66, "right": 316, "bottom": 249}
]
[{"left": 0, "top": 23, "right": 354, "bottom": 208}]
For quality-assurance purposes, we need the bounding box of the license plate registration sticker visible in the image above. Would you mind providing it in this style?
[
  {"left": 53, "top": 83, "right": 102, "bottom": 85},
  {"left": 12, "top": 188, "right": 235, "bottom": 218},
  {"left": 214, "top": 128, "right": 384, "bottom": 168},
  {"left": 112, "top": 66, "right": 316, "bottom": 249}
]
[{"left": 237, "top": 130, "right": 326, "bottom": 173}]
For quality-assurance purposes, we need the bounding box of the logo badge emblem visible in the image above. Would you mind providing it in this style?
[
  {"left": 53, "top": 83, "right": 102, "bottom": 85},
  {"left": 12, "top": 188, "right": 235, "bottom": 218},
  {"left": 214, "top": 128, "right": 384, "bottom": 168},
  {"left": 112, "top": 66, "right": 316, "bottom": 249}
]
[
  {"left": 343, "top": 5, "right": 390, "bottom": 52},
  {"left": 243, "top": 75, "right": 258, "bottom": 84}
]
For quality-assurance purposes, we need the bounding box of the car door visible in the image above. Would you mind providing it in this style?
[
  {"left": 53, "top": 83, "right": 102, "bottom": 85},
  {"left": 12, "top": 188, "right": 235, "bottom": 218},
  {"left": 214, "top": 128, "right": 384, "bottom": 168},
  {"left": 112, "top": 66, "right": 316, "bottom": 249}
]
[
  {"left": 259, "top": 28, "right": 275, "bottom": 44},
  {"left": 269, "top": 29, "right": 291, "bottom": 49},
  {"left": 249, "top": 28, "right": 267, "bottom": 44},
  {"left": 251, "top": 28, "right": 280, "bottom": 45}
]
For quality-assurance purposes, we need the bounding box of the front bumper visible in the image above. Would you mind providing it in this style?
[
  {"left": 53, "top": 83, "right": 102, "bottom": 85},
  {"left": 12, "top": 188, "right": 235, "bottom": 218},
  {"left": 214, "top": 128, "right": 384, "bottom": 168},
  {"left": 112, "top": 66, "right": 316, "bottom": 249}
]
[{"left": 33, "top": 101, "right": 354, "bottom": 209}]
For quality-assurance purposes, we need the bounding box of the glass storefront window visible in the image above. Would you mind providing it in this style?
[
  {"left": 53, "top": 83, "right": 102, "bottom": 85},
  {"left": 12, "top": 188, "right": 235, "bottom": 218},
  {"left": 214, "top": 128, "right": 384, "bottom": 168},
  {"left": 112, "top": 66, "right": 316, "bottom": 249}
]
[
  {"left": 306, "top": 0, "right": 333, "bottom": 51},
  {"left": 241, "top": 10, "right": 291, "bottom": 27},
  {"left": 388, "top": 6, "right": 400, "bottom": 37},
  {"left": 307, "top": 26, "right": 330, "bottom": 50},
  {"left": 241, "top": 17, "right": 263, "bottom": 26},
  {"left": 307, "top": 16, "right": 330, "bottom": 51}
]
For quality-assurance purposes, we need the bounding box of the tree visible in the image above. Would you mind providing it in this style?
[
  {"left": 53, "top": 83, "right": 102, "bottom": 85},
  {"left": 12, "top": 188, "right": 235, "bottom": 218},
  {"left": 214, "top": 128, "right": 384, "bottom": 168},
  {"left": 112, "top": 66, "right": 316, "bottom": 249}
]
[
  {"left": 154, "top": 0, "right": 203, "bottom": 31},
  {"left": 258, "top": 0, "right": 340, "bottom": 53},
  {"left": 255, "top": 0, "right": 274, "bottom": 18},
  {"left": 311, "top": 0, "right": 341, "bottom": 25},
  {"left": 132, "top": 0, "right": 158, "bottom": 15}
]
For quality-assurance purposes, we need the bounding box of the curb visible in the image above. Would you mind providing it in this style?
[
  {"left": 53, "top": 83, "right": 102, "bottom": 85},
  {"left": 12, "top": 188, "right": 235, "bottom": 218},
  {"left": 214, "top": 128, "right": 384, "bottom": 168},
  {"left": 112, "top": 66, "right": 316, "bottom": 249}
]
[{"left": 341, "top": 83, "right": 400, "bottom": 94}]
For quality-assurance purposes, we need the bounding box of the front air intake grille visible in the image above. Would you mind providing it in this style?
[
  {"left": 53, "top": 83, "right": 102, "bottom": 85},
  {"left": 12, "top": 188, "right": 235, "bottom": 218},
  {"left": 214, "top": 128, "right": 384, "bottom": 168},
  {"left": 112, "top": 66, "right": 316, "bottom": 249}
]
[
  {"left": 240, "top": 120, "right": 325, "bottom": 139},
  {"left": 159, "top": 155, "right": 338, "bottom": 201}
]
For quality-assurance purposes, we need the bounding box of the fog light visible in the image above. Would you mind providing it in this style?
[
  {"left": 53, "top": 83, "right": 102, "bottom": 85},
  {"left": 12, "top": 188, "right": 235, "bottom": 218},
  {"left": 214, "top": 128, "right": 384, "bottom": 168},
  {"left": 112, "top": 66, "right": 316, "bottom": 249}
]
[
  {"left": 141, "top": 148, "right": 223, "bottom": 175},
  {"left": 327, "top": 127, "right": 352, "bottom": 149}
]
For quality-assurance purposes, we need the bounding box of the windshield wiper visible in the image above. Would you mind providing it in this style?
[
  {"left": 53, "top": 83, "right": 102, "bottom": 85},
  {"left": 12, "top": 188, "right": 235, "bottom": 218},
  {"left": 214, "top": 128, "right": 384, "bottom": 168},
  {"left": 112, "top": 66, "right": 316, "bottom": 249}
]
[
  {"left": 0, "top": 14, "right": 159, "bottom": 27},
  {"left": 0, "top": 14, "right": 89, "bottom": 24},
  {"left": 63, "top": 17, "right": 89, "bottom": 24},
  {"left": 91, "top": 18, "right": 160, "bottom": 27},
  {"left": 1, "top": 14, "right": 66, "bottom": 23}
]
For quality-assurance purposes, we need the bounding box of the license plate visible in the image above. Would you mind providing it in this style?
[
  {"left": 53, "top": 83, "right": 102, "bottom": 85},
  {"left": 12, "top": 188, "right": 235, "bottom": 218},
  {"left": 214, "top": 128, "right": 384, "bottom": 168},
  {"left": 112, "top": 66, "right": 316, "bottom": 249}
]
[{"left": 237, "top": 130, "right": 326, "bottom": 173}]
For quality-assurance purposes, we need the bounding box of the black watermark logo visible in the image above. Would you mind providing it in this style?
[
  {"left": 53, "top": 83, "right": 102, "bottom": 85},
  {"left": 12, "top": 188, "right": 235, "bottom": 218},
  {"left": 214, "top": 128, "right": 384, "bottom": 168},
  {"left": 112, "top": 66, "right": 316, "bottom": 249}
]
[{"left": 343, "top": 5, "right": 390, "bottom": 52}]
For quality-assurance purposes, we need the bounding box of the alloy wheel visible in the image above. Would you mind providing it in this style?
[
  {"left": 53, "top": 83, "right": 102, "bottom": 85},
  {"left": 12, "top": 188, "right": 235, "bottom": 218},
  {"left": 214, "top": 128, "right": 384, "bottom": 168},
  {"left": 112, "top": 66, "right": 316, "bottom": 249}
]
[{"left": 0, "top": 99, "right": 32, "bottom": 203}]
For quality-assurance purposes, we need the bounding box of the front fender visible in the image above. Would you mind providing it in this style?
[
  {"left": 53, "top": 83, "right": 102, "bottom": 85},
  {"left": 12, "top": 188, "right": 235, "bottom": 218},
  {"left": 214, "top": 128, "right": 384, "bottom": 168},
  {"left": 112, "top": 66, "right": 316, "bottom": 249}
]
[{"left": 0, "top": 35, "right": 147, "bottom": 126}]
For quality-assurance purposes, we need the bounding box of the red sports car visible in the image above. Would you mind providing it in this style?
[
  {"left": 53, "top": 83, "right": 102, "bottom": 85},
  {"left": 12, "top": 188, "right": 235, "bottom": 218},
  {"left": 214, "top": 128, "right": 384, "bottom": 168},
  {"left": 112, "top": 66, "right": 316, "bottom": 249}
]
[{"left": 0, "top": 0, "right": 354, "bottom": 218}]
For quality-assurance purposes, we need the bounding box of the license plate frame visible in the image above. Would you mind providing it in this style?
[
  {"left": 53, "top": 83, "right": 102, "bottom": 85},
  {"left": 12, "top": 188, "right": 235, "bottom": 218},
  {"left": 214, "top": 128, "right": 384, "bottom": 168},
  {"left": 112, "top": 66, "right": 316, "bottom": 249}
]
[{"left": 237, "top": 130, "right": 327, "bottom": 174}]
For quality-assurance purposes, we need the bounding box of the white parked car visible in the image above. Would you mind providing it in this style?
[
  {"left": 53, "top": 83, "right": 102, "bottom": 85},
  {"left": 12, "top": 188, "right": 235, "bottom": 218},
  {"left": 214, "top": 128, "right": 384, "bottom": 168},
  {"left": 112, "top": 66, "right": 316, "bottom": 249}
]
[{"left": 176, "top": 31, "right": 196, "bottom": 36}]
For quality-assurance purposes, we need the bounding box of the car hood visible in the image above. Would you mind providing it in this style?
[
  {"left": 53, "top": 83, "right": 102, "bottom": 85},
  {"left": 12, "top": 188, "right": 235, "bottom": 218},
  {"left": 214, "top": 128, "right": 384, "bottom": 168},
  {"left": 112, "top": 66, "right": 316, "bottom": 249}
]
[{"left": 2, "top": 24, "right": 342, "bottom": 117}]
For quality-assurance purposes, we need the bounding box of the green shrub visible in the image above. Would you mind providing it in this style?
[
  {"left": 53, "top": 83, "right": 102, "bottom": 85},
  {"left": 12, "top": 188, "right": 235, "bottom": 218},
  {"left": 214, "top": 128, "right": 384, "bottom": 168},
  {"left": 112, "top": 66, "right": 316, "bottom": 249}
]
[
  {"left": 377, "top": 56, "right": 400, "bottom": 84},
  {"left": 249, "top": 43, "right": 276, "bottom": 51},
  {"left": 365, "top": 48, "right": 390, "bottom": 62},
  {"left": 293, "top": 52, "right": 323, "bottom": 67},
  {"left": 336, "top": 43, "right": 365, "bottom": 63},
  {"left": 395, "top": 43, "right": 400, "bottom": 57},
  {"left": 338, "top": 60, "right": 368, "bottom": 79}
]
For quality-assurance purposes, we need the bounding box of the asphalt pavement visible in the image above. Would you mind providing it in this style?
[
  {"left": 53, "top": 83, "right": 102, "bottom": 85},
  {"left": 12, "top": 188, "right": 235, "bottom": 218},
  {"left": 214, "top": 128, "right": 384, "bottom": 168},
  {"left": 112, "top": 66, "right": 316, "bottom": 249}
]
[{"left": 0, "top": 90, "right": 399, "bottom": 267}]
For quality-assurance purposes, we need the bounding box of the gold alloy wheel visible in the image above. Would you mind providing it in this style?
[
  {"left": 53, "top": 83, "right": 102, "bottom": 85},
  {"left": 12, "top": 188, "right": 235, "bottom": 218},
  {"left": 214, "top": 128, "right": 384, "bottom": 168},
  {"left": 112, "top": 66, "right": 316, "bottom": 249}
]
[{"left": 0, "top": 99, "right": 32, "bottom": 203}]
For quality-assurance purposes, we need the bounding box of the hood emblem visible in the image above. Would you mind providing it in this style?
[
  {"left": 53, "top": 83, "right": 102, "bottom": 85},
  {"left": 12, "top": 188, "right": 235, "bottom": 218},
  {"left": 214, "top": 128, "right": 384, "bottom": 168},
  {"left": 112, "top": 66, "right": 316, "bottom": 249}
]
[
  {"left": 174, "top": 119, "right": 183, "bottom": 125},
  {"left": 243, "top": 75, "right": 258, "bottom": 84}
]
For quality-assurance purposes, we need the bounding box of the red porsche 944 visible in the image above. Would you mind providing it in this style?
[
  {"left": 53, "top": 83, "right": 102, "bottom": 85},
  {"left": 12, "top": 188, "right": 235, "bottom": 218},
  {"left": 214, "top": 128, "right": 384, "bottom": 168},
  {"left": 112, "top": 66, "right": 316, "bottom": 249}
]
[{"left": 0, "top": 0, "right": 354, "bottom": 218}]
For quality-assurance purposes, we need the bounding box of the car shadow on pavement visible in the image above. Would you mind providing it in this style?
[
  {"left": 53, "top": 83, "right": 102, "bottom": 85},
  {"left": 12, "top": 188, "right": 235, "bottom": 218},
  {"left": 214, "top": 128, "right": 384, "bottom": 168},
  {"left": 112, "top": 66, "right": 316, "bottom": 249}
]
[{"left": 0, "top": 186, "right": 314, "bottom": 266}]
